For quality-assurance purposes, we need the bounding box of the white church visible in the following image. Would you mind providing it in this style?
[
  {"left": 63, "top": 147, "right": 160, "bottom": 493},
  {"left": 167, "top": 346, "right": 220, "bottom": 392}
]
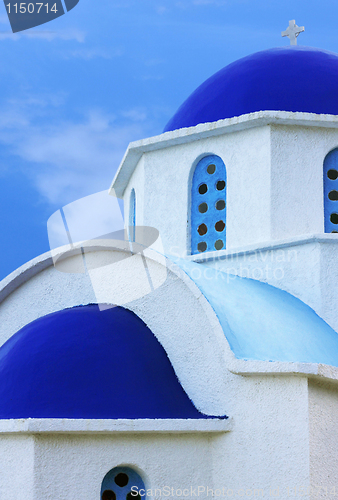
[{"left": 0, "top": 22, "right": 338, "bottom": 500}]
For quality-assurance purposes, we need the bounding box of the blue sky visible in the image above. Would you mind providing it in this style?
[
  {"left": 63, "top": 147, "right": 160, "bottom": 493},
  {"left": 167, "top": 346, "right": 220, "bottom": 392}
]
[{"left": 1, "top": 0, "right": 338, "bottom": 280}]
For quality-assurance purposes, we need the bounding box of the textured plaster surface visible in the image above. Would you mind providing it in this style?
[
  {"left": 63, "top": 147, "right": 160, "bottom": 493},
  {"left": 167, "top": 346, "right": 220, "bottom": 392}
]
[
  {"left": 32, "top": 433, "right": 213, "bottom": 500},
  {"left": 308, "top": 380, "right": 338, "bottom": 497},
  {"left": 270, "top": 125, "right": 338, "bottom": 240},
  {"left": 210, "top": 376, "right": 311, "bottom": 498},
  {"left": 0, "top": 435, "right": 34, "bottom": 499}
]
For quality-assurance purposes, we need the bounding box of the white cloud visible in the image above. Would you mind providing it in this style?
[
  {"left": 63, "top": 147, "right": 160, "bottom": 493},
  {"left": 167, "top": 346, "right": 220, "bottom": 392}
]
[
  {"left": 0, "top": 29, "right": 85, "bottom": 42},
  {"left": 16, "top": 111, "right": 146, "bottom": 204},
  {"left": 64, "top": 47, "right": 123, "bottom": 60},
  {"left": 156, "top": 6, "right": 168, "bottom": 14},
  {"left": 121, "top": 107, "right": 148, "bottom": 122},
  {"left": 0, "top": 98, "right": 158, "bottom": 206}
]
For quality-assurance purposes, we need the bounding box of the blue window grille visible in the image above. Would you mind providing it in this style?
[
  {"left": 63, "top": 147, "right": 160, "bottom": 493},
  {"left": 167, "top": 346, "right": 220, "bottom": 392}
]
[
  {"left": 129, "top": 189, "right": 136, "bottom": 242},
  {"left": 191, "top": 155, "right": 226, "bottom": 254},
  {"left": 101, "top": 466, "right": 145, "bottom": 500},
  {"left": 324, "top": 150, "right": 338, "bottom": 233}
]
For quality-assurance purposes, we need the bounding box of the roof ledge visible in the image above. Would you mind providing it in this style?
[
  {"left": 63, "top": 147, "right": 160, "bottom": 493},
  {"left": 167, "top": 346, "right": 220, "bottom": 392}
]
[{"left": 0, "top": 418, "right": 233, "bottom": 434}]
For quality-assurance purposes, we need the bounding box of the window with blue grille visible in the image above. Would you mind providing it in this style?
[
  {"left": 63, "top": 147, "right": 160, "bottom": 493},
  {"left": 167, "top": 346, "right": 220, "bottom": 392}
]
[
  {"left": 191, "top": 155, "right": 226, "bottom": 254},
  {"left": 324, "top": 149, "right": 338, "bottom": 233},
  {"left": 128, "top": 189, "right": 136, "bottom": 242},
  {"left": 101, "top": 466, "right": 145, "bottom": 500}
]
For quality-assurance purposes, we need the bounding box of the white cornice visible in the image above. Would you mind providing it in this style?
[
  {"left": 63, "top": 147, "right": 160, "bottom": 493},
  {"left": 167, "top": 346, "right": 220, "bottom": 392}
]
[
  {"left": 184, "top": 233, "right": 338, "bottom": 263},
  {"left": 0, "top": 418, "right": 233, "bottom": 434}
]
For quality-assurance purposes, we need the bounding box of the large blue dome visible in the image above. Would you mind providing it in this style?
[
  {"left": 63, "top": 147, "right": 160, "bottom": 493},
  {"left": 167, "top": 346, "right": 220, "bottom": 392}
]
[
  {"left": 0, "top": 305, "right": 209, "bottom": 419},
  {"left": 164, "top": 46, "right": 338, "bottom": 132}
]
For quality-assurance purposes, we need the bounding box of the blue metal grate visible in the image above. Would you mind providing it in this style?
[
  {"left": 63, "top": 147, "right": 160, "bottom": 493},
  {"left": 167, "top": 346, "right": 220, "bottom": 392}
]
[
  {"left": 324, "top": 150, "right": 338, "bottom": 233},
  {"left": 101, "top": 466, "right": 146, "bottom": 500},
  {"left": 191, "top": 155, "right": 226, "bottom": 254}
]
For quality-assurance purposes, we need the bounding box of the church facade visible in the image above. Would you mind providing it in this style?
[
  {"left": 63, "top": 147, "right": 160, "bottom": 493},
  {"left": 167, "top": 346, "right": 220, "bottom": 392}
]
[{"left": 0, "top": 45, "right": 338, "bottom": 499}]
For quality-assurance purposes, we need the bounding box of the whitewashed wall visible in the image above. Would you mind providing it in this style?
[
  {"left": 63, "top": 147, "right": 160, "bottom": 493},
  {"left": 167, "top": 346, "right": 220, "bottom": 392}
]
[
  {"left": 308, "top": 379, "right": 338, "bottom": 498},
  {"left": 120, "top": 117, "right": 338, "bottom": 258},
  {"left": 123, "top": 126, "right": 272, "bottom": 256},
  {"left": 0, "top": 435, "right": 35, "bottom": 500},
  {"left": 211, "top": 375, "right": 311, "bottom": 500}
]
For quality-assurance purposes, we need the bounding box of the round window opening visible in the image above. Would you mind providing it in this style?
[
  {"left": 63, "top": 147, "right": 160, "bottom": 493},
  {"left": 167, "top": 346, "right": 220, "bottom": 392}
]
[
  {"left": 330, "top": 213, "right": 338, "bottom": 224},
  {"left": 328, "top": 169, "right": 338, "bottom": 180},
  {"left": 215, "top": 220, "right": 225, "bottom": 232},
  {"left": 216, "top": 180, "right": 225, "bottom": 191},
  {"left": 198, "top": 223, "right": 208, "bottom": 236},
  {"left": 198, "top": 203, "right": 208, "bottom": 213},
  {"left": 102, "top": 491, "right": 116, "bottom": 500},
  {"left": 328, "top": 190, "right": 338, "bottom": 201},
  {"left": 198, "top": 242, "right": 207, "bottom": 252},
  {"left": 198, "top": 183, "right": 208, "bottom": 195},
  {"left": 216, "top": 200, "right": 225, "bottom": 211},
  {"left": 215, "top": 239, "right": 224, "bottom": 250},
  {"left": 207, "top": 164, "right": 216, "bottom": 174},
  {"left": 115, "top": 473, "right": 129, "bottom": 488}
]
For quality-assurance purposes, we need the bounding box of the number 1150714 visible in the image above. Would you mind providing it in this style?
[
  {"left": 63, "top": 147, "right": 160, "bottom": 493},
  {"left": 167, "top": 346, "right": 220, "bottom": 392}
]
[{"left": 6, "top": 3, "right": 58, "bottom": 14}]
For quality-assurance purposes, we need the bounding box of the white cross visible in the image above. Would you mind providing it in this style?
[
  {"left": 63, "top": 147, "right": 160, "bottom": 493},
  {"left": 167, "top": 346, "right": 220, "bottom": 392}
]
[{"left": 281, "top": 20, "right": 305, "bottom": 46}]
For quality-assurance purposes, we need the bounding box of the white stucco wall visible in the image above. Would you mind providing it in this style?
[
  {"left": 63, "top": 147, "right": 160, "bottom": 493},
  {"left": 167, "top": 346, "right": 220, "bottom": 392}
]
[
  {"left": 270, "top": 125, "right": 338, "bottom": 241},
  {"left": 32, "top": 433, "right": 213, "bottom": 500},
  {"left": 308, "top": 379, "right": 338, "bottom": 498},
  {"left": 0, "top": 435, "right": 34, "bottom": 499},
  {"left": 211, "top": 375, "right": 311, "bottom": 500},
  {"left": 122, "top": 125, "right": 272, "bottom": 256}
]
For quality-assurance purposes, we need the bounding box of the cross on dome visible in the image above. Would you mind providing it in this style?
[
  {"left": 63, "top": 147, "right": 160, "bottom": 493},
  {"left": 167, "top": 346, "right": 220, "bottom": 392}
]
[{"left": 281, "top": 20, "right": 305, "bottom": 45}]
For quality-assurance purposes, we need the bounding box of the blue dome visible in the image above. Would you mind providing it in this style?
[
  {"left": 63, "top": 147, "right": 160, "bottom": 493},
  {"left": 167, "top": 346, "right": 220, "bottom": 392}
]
[
  {"left": 164, "top": 47, "right": 338, "bottom": 132},
  {"left": 0, "top": 305, "right": 209, "bottom": 419}
]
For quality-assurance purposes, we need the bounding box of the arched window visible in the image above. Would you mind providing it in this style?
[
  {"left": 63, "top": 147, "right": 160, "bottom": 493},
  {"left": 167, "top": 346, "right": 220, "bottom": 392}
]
[
  {"left": 324, "top": 149, "right": 338, "bottom": 233},
  {"left": 191, "top": 155, "right": 226, "bottom": 254},
  {"left": 128, "top": 189, "right": 136, "bottom": 242},
  {"left": 101, "top": 466, "right": 145, "bottom": 500}
]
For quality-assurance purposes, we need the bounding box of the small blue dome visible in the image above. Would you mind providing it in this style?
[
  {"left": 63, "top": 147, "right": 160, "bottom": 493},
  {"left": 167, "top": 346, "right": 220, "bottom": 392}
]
[
  {"left": 164, "top": 47, "right": 338, "bottom": 132},
  {"left": 173, "top": 258, "right": 338, "bottom": 365},
  {"left": 0, "top": 305, "right": 208, "bottom": 419}
]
